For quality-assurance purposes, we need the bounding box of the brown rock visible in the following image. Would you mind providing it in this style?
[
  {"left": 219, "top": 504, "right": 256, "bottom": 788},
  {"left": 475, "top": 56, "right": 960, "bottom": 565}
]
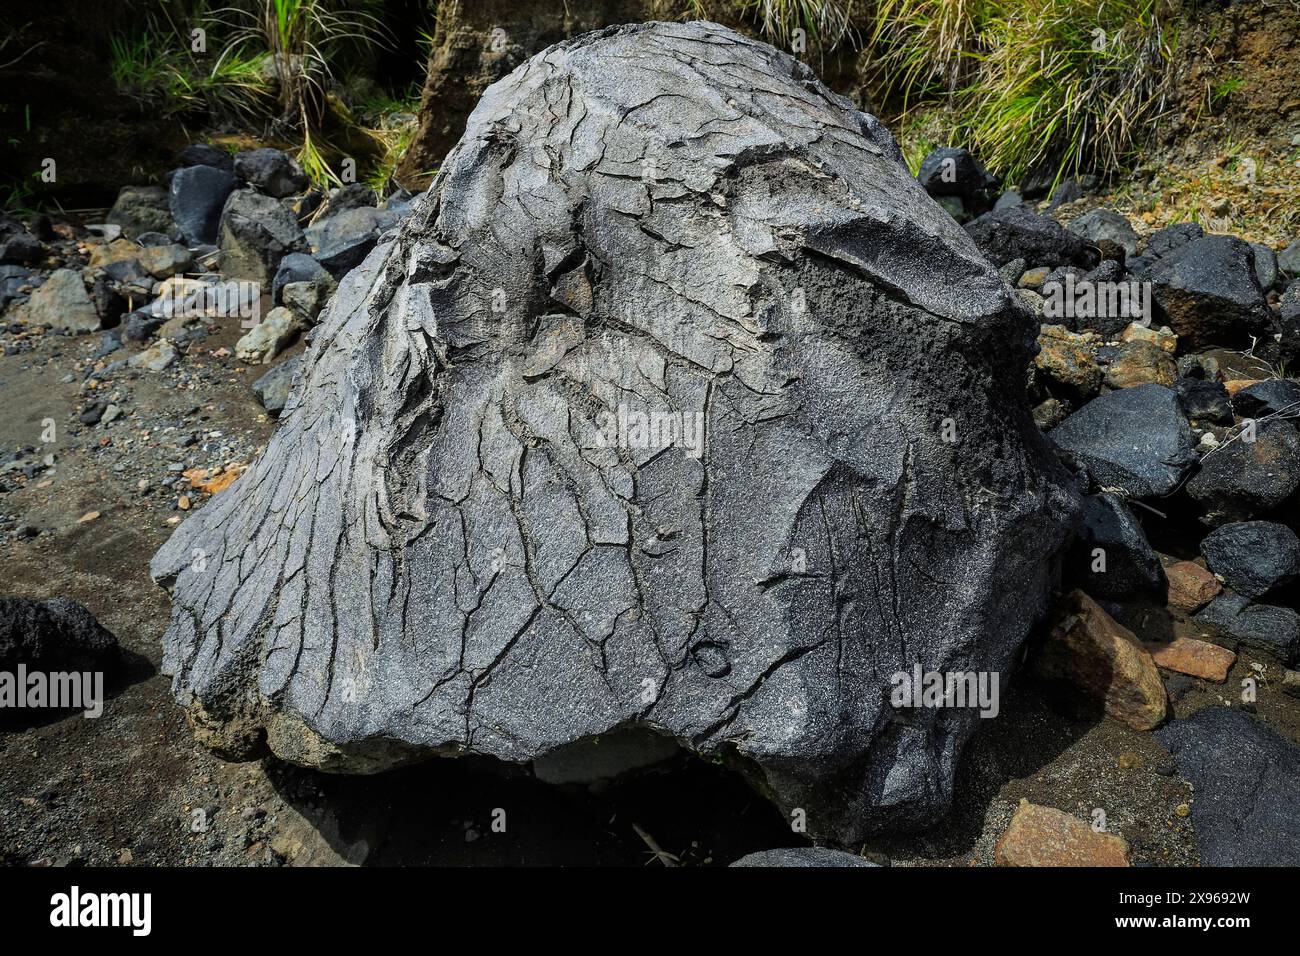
[
  {"left": 1035, "top": 325, "right": 1102, "bottom": 395},
  {"left": 88, "top": 238, "right": 142, "bottom": 270},
  {"left": 1165, "top": 560, "right": 1222, "bottom": 612},
  {"left": 1120, "top": 322, "right": 1177, "bottom": 352},
  {"left": 1103, "top": 340, "right": 1177, "bottom": 389},
  {"left": 1223, "top": 378, "right": 1261, "bottom": 396},
  {"left": 1144, "top": 636, "right": 1236, "bottom": 682},
  {"left": 1019, "top": 266, "right": 1051, "bottom": 289},
  {"left": 994, "top": 799, "right": 1130, "bottom": 867},
  {"left": 1036, "top": 590, "right": 1168, "bottom": 731}
]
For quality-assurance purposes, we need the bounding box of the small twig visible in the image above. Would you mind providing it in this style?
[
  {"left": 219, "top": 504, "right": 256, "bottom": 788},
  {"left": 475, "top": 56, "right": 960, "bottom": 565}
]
[{"left": 631, "top": 822, "right": 679, "bottom": 867}]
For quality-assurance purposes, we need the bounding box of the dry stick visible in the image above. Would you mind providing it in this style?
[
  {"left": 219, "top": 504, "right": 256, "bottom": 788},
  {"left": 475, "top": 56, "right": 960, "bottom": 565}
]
[{"left": 631, "top": 822, "right": 679, "bottom": 867}]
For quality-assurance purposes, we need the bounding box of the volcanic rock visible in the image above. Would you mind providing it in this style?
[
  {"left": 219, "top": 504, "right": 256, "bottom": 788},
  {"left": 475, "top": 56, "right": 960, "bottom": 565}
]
[
  {"left": 1201, "top": 520, "right": 1300, "bottom": 600},
  {"left": 1186, "top": 421, "right": 1300, "bottom": 525},
  {"left": 1155, "top": 707, "right": 1300, "bottom": 866},
  {"left": 149, "top": 21, "right": 1079, "bottom": 843},
  {"left": 1048, "top": 384, "right": 1196, "bottom": 498}
]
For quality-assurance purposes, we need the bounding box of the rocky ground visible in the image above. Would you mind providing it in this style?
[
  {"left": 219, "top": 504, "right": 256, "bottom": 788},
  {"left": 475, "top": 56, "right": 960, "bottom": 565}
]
[{"left": 2, "top": 123, "right": 1299, "bottom": 865}]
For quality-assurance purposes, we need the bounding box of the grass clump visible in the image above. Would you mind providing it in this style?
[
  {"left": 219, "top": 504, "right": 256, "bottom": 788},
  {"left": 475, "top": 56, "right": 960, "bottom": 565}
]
[
  {"left": 107, "top": 0, "right": 408, "bottom": 189},
  {"left": 868, "top": 0, "right": 1178, "bottom": 186}
]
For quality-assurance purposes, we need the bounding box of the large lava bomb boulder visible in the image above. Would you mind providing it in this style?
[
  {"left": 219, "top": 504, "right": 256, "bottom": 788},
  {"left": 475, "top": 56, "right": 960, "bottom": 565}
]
[{"left": 150, "top": 21, "right": 1078, "bottom": 842}]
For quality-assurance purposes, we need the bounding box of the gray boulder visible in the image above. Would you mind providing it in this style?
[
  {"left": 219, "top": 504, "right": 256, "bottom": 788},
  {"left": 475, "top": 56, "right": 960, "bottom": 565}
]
[
  {"left": 1232, "top": 378, "right": 1300, "bottom": 419},
  {"left": 1201, "top": 520, "right": 1300, "bottom": 600},
  {"left": 149, "top": 21, "right": 1079, "bottom": 843},
  {"left": 916, "top": 147, "right": 998, "bottom": 204},
  {"left": 1066, "top": 493, "right": 1164, "bottom": 598},
  {"left": 1143, "top": 222, "right": 1203, "bottom": 260},
  {"left": 233, "top": 147, "right": 310, "bottom": 199},
  {"left": 13, "top": 268, "right": 100, "bottom": 333},
  {"left": 1186, "top": 421, "right": 1300, "bottom": 525},
  {"left": 1067, "top": 208, "right": 1139, "bottom": 259},
  {"left": 169, "top": 164, "right": 239, "bottom": 246},
  {"left": 272, "top": 252, "right": 331, "bottom": 304},
  {"left": 1048, "top": 384, "right": 1197, "bottom": 498},
  {"left": 106, "top": 185, "right": 177, "bottom": 240},
  {"left": 306, "top": 206, "right": 402, "bottom": 279},
  {"left": 1173, "top": 376, "right": 1233, "bottom": 425},
  {"left": 281, "top": 275, "right": 336, "bottom": 323},
  {"left": 234, "top": 305, "right": 304, "bottom": 365},
  {"left": 1279, "top": 238, "right": 1300, "bottom": 279},
  {"left": 251, "top": 355, "right": 302, "bottom": 416},
  {"left": 178, "top": 143, "right": 234, "bottom": 171},
  {"left": 1143, "top": 235, "right": 1271, "bottom": 350},
  {"left": 1194, "top": 592, "right": 1300, "bottom": 664},
  {"left": 322, "top": 183, "right": 379, "bottom": 214},
  {"left": 993, "top": 191, "right": 1023, "bottom": 211},
  {"left": 217, "top": 190, "right": 309, "bottom": 286},
  {"left": 1155, "top": 707, "right": 1300, "bottom": 866},
  {"left": 1251, "top": 242, "right": 1278, "bottom": 291},
  {"left": 964, "top": 203, "right": 1099, "bottom": 270}
]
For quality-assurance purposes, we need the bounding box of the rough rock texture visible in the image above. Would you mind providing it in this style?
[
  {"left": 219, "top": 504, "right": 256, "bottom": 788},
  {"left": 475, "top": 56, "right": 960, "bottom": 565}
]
[
  {"left": 13, "top": 268, "right": 101, "bottom": 334},
  {"left": 106, "top": 185, "right": 178, "bottom": 240},
  {"left": 1232, "top": 378, "right": 1300, "bottom": 418},
  {"left": 169, "top": 164, "right": 239, "bottom": 247},
  {"left": 233, "top": 147, "right": 309, "bottom": 199},
  {"left": 1142, "top": 235, "right": 1271, "bottom": 351},
  {"left": 1186, "top": 421, "right": 1300, "bottom": 526},
  {"left": 1048, "top": 384, "right": 1196, "bottom": 499},
  {"left": 1155, "top": 707, "right": 1300, "bottom": 866},
  {"left": 0, "top": 212, "right": 43, "bottom": 264},
  {"left": 1194, "top": 592, "right": 1300, "bottom": 665},
  {"left": 1201, "top": 520, "right": 1300, "bottom": 600},
  {"left": 1035, "top": 590, "right": 1167, "bottom": 731},
  {"left": 217, "top": 190, "right": 309, "bottom": 286},
  {"left": 0, "top": 597, "right": 119, "bottom": 673},
  {"left": 963, "top": 204, "right": 1100, "bottom": 270},
  {"left": 149, "top": 21, "right": 1078, "bottom": 842},
  {"left": 730, "top": 847, "right": 878, "bottom": 867},
  {"left": 993, "top": 798, "right": 1130, "bottom": 867},
  {"left": 1066, "top": 493, "right": 1163, "bottom": 599},
  {"left": 252, "top": 356, "right": 303, "bottom": 417},
  {"left": 392, "top": 3, "right": 869, "bottom": 191},
  {"left": 234, "top": 307, "right": 304, "bottom": 365},
  {"left": 1143, "top": 636, "right": 1235, "bottom": 682},
  {"left": 1067, "top": 208, "right": 1138, "bottom": 259},
  {"left": 916, "top": 147, "right": 999, "bottom": 208},
  {"left": 1163, "top": 560, "right": 1221, "bottom": 613}
]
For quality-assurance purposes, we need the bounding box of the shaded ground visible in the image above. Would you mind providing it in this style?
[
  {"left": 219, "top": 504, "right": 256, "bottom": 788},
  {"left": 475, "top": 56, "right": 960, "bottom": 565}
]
[{"left": 0, "top": 260, "right": 1296, "bottom": 868}]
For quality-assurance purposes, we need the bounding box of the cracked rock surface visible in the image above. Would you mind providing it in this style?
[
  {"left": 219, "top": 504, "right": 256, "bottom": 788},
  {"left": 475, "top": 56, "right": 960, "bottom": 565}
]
[{"left": 150, "top": 20, "right": 1078, "bottom": 842}]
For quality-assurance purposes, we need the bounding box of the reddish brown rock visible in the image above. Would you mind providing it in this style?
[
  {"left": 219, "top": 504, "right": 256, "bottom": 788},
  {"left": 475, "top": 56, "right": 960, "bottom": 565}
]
[
  {"left": 1036, "top": 590, "right": 1168, "bottom": 731},
  {"left": 1223, "top": 378, "right": 1262, "bottom": 397},
  {"left": 1165, "top": 560, "right": 1222, "bottom": 612},
  {"left": 994, "top": 799, "right": 1131, "bottom": 867},
  {"left": 1144, "top": 636, "right": 1236, "bottom": 682}
]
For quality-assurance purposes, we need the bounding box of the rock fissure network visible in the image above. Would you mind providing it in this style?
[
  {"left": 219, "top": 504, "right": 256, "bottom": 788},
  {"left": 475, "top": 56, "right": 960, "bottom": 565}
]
[{"left": 152, "top": 21, "right": 1078, "bottom": 842}]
